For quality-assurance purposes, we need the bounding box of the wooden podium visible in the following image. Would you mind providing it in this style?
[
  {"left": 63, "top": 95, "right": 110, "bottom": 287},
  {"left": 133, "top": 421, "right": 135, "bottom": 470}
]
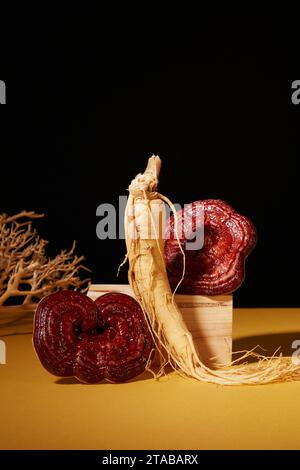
[{"left": 88, "top": 284, "right": 232, "bottom": 368}]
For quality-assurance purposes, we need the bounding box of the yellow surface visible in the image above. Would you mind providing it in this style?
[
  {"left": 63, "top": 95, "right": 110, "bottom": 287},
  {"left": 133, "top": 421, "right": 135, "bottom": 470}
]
[{"left": 0, "top": 307, "right": 300, "bottom": 450}]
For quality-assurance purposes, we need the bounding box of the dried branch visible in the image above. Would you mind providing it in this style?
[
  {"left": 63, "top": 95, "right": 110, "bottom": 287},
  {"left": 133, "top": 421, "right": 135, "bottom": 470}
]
[{"left": 0, "top": 211, "right": 90, "bottom": 307}]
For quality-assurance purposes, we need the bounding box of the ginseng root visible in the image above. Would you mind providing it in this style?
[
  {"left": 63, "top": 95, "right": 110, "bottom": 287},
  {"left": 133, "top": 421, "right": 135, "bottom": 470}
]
[{"left": 124, "top": 155, "right": 300, "bottom": 385}]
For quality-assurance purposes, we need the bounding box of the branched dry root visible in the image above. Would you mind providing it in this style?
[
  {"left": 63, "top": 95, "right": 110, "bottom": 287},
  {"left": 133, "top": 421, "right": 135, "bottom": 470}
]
[{"left": 0, "top": 211, "right": 90, "bottom": 306}]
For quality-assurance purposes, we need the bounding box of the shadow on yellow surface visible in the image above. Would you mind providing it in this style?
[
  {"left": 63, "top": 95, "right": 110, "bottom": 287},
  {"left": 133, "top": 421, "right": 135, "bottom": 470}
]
[
  {"left": 0, "top": 307, "right": 34, "bottom": 337},
  {"left": 233, "top": 332, "right": 299, "bottom": 362},
  {"left": 55, "top": 368, "right": 170, "bottom": 385},
  {"left": 0, "top": 312, "right": 33, "bottom": 326}
]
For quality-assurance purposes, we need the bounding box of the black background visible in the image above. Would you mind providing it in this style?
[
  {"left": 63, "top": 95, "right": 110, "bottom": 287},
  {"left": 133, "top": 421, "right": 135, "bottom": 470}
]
[{"left": 1, "top": 14, "right": 299, "bottom": 307}]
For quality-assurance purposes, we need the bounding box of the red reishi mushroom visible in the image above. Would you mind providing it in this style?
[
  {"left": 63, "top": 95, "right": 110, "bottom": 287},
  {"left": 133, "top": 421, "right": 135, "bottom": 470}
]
[
  {"left": 33, "top": 291, "right": 153, "bottom": 383},
  {"left": 164, "top": 199, "right": 257, "bottom": 295}
]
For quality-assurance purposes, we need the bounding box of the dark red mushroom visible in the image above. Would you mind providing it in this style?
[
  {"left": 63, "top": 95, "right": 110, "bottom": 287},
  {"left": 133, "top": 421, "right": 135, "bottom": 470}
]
[
  {"left": 33, "top": 291, "right": 153, "bottom": 383},
  {"left": 164, "top": 199, "right": 257, "bottom": 295}
]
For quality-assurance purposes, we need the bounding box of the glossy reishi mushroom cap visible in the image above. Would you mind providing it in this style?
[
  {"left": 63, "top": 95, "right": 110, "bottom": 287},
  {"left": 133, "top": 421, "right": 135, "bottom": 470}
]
[
  {"left": 164, "top": 199, "right": 257, "bottom": 295},
  {"left": 33, "top": 291, "right": 153, "bottom": 383}
]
